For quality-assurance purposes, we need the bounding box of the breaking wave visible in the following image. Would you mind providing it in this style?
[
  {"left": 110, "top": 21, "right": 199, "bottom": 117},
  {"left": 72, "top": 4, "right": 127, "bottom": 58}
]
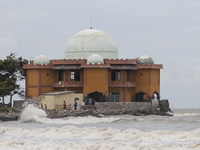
[
  {"left": 20, "top": 105, "right": 120, "bottom": 124},
  {"left": 20, "top": 104, "right": 47, "bottom": 122},
  {"left": 1, "top": 107, "right": 200, "bottom": 149},
  {"left": 0, "top": 126, "right": 200, "bottom": 150}
]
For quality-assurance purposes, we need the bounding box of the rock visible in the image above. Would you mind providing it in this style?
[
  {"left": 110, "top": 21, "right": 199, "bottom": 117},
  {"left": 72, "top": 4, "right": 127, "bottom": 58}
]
[
  {"left": 159, "top": 99, "right": 172, "bottom": 112},
  {"left": 0, "top": 114, "right": 19, "bottom": 121},
  {"left": 46, "top": 101, "right": 173, "bottom": 118}
]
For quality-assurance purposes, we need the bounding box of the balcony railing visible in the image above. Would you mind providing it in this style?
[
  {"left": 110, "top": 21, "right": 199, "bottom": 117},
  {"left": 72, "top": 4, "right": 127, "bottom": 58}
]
[
  {"left": 108, "top": 82, "right": 136, "bottom": 88},
  {"left": 52, "top": 81, "right": 135, "bottom": 88},
  {"left": 52, "top": 81, "right": 83, "bottom": 87}
]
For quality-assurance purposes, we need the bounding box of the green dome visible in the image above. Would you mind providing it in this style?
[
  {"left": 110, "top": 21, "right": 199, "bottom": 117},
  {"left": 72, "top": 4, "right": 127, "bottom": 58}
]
[
  {"left": 87, "top": 54, "right": 104, "bottom": 64},
  {"left": 137, "top": 55, "right": 154, "bottom": 64},
  {"left": 65, "top": 28, "right": 118, "bottom": 59},
  {"left": 33, "top": 55, "right": 50, "bottom": 65}
]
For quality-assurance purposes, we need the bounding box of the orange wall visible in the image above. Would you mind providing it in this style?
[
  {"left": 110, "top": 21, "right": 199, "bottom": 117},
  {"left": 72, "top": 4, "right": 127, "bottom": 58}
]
[
  {"left": 108, "top": 69, "right": 160, "bottom": 101},
  {"left": 132, "top": 69, "right": 160, "bottom": 98},
  {"left": 26, "top": 69, "right": 56, "bottom": 98},
  {"left": 26, "top": 69, "right": 39, "bottom": 98},
  {"left": 150, "top": 69, "right": 160, "bottom": 96},
  {"left": 27, "top": 87, "right": 38, "bottom": 98},
  {"left": 26, "top": 67, "right": 161, "bottom": 100},
  {"left": 27, "top": 70, "right": 38, "bottom": 86},
  {"left": 40, "top": 87, "right": 54, "bottom": 94},
  {"left": 126, "top": 88, "right": 132, "bottom": 102},
  {"left": 84, "top": 68, "right": 108, "bottom": 97},
  {"left": 40, "top": 69, "right": 56, "bottom": 85},
  {"left": 67, "top": 87, "right": 83, "bottom": 93}
]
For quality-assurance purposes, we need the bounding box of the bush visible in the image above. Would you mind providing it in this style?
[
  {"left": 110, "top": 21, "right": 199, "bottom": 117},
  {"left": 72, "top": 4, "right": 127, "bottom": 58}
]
[{"left": 0, "top": 107, "right": 19, "bottom": 112}]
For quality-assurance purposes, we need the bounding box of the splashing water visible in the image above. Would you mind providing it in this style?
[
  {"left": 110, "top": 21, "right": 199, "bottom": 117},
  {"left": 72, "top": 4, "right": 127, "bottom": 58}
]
[
  {"left": 0, "top": 109, "right": 200, "bottom": 150},
  {"left": 19, "top": 105, "right": 121, "bottom": 125},
  {"left": 20, "top": 105, "right": 47, "bottom": 123}
]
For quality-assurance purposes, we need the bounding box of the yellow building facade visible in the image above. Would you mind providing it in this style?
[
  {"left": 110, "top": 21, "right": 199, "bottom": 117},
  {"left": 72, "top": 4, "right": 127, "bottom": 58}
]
[
  {"left": 40, "top": 91, "right": 83, "bottom": 109},
  {"left": 23, "top": 28, "right": 163, "bottom": 105}
]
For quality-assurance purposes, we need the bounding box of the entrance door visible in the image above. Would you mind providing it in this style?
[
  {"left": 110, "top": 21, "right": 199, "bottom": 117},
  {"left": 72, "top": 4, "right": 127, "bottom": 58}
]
[
  {"left": 87, "top": 91, "right": 105, "bottom": 104},
  {"left": 110, "top": 92, "right": 120, "bottom": 102},
  {"left": 135, "top": 92, "right": 148, "bottom": 102}
]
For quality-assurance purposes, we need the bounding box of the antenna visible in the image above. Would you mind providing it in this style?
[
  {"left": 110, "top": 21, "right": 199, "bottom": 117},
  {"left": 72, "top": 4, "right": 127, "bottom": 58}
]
[{"left": 90, "top": 18, "right": 93, "bottom": 29}]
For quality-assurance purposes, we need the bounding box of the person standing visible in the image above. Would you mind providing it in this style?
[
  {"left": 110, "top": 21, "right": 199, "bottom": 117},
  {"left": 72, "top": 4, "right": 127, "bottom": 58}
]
[
  {"left": 81, "top": 100, "right": 85, "bottom": 106},
  {"left": 89, "top": 98, "right": 92, "bottom": 105},
  {"left": 63, "top": 101, "right": 66, "bottom": 109},
  {"left": 41, "top": 103, "right": 43, "bottom": 109},
  {"left": 74, "top": 100, "right": 77, "bottom": 110},
  {"left": 45, "top": 104, "right": 47, "bottom": 109}
]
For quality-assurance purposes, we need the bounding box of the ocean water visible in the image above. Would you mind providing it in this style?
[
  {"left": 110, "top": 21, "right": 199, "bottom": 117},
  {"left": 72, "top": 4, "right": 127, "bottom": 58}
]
[{"left": 0, "top": 105, "right": 199, "bottom": 150}]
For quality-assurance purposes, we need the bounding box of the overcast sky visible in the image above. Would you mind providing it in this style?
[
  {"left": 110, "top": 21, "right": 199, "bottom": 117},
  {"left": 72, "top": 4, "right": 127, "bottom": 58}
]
[{"left": 1, "top": 0, "right": 200, "bottom": 108}]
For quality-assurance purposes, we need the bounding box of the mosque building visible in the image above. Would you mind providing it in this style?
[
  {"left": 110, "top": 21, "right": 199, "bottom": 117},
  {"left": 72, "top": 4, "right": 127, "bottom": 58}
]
[{"left": 23, "top": 28, "right": 163, "bottom": 105}]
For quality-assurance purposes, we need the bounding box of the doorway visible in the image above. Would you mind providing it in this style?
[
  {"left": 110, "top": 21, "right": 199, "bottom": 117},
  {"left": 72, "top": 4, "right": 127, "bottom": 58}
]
[{"left": 86, "top": 91, "right": 105, "bottom": 105}]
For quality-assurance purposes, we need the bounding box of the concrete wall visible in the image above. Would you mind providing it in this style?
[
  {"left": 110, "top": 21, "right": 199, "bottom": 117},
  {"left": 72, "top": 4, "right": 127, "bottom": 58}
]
[
  {"left": 40, "top": 92, "right": 83, "bottom": 109},
  {"left": 40, "top": 95, "right": 55, "bottom": 109},
  {"left": 151, "top": 99, "right": 159, "bottom": 109},
  {"left": 46, "top": 102, "right": 154, "bottom": 118},
  {"left": 93, "top": 102, "right": 152, "bottom": 115}
]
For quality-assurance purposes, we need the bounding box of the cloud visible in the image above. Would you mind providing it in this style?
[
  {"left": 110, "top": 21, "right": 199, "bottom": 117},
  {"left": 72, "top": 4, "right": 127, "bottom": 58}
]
[
  {"left": 160, "top": 70, "right": 172, "bottom": 84},
  {"left": 0, "top": 35, "right": 18, "bottom": 59},
  {"left": 177, "top": 67, "right": 200, "bottom": 85}
]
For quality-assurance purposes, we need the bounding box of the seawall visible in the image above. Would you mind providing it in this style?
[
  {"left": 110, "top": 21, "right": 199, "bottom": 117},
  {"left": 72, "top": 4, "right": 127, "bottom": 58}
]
[
  {"left": 47, "top": 100, "right": 172, "bottom": 118},
  {"left": 0, "top": 100, "right": 172, "bottom": 121}
]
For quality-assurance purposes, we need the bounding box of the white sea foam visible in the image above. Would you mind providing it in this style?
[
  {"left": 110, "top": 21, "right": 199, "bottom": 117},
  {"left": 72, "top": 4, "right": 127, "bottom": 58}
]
[
  {"left": 0, "top": 126, "right": 200, "bottom": 150},
  {"left": 174, "top": 113, "right": 200, "bottom": 117},
  {"left": 1, "top": 108, "right": 200, "bottom": 150},
  {"left": 20, "top": 104, "right": 47, "bottom": 122}
]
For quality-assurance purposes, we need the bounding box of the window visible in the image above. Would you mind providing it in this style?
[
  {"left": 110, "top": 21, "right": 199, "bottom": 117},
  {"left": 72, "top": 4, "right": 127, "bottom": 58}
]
[
  {"left": 110, "top": 92, "right": 120, "bottom": 102},
  {"left": 111, "top": 70, "right": 120, "bottom": 81},
  {"left": 127, "top": 70, "right": 130, "bottom": 81},
  {"left": 71, "top": 70, "right": 80, "bottom": 81},
  {"left": 58, "top": 70, "right": 63, "bottom": 81}
]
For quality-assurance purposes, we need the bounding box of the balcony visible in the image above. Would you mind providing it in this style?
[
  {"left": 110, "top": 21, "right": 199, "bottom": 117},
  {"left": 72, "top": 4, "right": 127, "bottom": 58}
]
[
  {"left": 108, "top": 82, "right": 136, "bottom": 88},
  {"left": 52, "top": 81, "right": 83, "bottom": 88}
]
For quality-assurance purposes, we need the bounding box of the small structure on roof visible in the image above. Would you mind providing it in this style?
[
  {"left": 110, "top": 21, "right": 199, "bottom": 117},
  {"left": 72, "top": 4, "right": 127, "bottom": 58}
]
[{"left": 33, "top": 55, "right": 50, "bottom": 65}]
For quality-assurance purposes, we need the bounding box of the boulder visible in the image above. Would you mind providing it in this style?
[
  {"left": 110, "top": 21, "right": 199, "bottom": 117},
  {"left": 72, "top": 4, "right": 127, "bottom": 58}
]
[{"left": 159, "top": 99, "right": 172, "bottom": 112}]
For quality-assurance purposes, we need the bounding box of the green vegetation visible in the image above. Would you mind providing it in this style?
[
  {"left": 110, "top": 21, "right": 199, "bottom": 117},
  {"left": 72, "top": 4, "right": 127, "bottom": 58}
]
[
  {"left": 0, "top": 107, "right": 20, "bottom": 112},
  {"left": 0, "top": 53, "right": 28, "bottom": 106}
]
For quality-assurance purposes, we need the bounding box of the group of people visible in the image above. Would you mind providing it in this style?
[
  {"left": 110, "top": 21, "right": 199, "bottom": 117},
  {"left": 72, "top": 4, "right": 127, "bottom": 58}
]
[
  {"left": 41, "top": 101, "right": 77, "bottom": 110},
  {"left": 63, "top": 100, "right": 77, "bottom": 110},
  {"left": 40, "top": 103, "right": 47, "bottom": 109}
]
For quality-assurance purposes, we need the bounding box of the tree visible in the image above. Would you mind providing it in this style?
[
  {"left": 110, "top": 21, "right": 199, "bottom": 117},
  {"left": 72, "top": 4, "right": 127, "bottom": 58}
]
[{"left": 0, "top": 53, "right": 28, "bottom": 106}]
